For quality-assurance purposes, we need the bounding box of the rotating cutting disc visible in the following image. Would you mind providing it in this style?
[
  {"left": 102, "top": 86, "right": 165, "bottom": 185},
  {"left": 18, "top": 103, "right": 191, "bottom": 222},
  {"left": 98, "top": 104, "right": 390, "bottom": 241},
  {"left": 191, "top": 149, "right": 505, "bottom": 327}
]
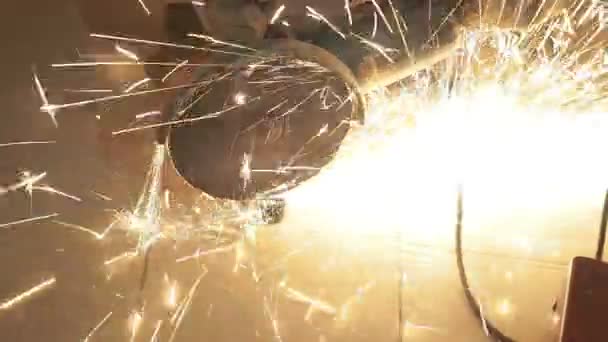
[{"left": 166, "top": 40, "right": 364, "bottom": 200}]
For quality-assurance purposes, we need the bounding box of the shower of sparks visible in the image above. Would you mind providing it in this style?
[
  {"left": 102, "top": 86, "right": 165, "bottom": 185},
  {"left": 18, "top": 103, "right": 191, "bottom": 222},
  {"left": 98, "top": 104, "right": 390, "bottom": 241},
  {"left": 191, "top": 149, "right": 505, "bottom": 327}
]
[
  {"left": 11, "top": 0, "right": 608, "bottom": 341},
  {"left": 233, "top": 91, "right": 248, "bottom": 105},
  {"left": 165, "top": 279, "right": 179, "bottom": 309},
  {"left": 0, "top": 140, "right": 55, "bottom": 148},
  {"left": 83, "top": 311, "right": 113, "bottom": 342},
  {"left": 52, "top": 61, "right": 226, "bottom": 68},
  {"left": 306, "top": 6, "right": 347, "bottom": 39},
  {"left": 372, "top": 12, "right": 379, "bottom": 38},
  {"left": 120, "top": 143, "right": 166, "bottom": 251},
  {"left": 41, "top": 80, "right": 218, "bottom": 113},
  {"left": 271, "top": 4, "right": 287, "bottom": 25},
  {"left": 0, "top": 213, "right": 59, "bottom": 229},
  {"left": 0, "top": 277, "right": 56, "bottom": 311},
  {"left": 92, "top": 33, "right": 259, "bottom": 58},
  {"left": 496, "top": 298, "right": 513, "bottom": 316},
  {"left": 162, "top": 60, "right": 189, "bottom": 83},
  {"left": 115, "top": 44, "right": 140, "bottom": 62},
  {"left": 137, "top": 0, "right": 151, "bottom": 15},
  {"left": 111, "top": 99, "right": 248, "bottom": 136}
]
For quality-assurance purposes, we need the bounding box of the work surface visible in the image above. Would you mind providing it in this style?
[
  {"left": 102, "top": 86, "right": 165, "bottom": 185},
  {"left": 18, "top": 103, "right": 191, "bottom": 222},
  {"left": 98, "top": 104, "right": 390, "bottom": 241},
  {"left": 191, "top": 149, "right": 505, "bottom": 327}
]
[{"left": 0, "top": 1, "right": 605, "bottom": 341}]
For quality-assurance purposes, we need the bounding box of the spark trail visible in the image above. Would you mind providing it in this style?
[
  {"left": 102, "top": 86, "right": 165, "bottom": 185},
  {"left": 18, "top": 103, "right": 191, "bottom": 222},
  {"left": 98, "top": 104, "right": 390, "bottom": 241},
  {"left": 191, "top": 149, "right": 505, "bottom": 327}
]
[{"left": 0, "top": 277, "right": 56, "bottom": 311}]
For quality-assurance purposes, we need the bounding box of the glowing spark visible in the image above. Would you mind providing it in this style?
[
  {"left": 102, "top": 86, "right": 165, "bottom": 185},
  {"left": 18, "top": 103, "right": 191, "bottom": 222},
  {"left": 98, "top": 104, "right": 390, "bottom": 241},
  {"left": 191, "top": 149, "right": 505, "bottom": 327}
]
[
  {"left": 34, "top": 72, "right": 57, "bottom": 127},
  {"left": 355, "top": 34, "right": 395, "bottom": 63},
  {"left": 137, "top": 0, "right": 151, "bottom": 15},
  {"left": 83, "top": 311, "right": 113, "bottom": 342},
  {"left": 240, "top": 153, "right": 252, "bottom": 188},
  {"left": 0, "top": 171, "right": 46, "bottom": 196},
  {"left": 162, "top": 59, "right": 189, "bottom": 83},
  {"left": 345, "top": 0, "right": 353, "bottom": 26},
  {"left": 104, "top": 250, "right": 138, "bottom": 266},
  {"left": 281, "top": 20, "right": 290, "bottom": 27},
  {"left": 31, "top": 185, "right": 82, "bottom": 202},
  {"left": 126, "top": 144, "right": 165, "bottom": 250},
  {"left": 0, "top": 213, "right": 59, "bottom": 229},
  {"left": 135, "top": 110, "right": 161, "bottom": 120},
  {"left": 41, "top": 81, "right": 215, "bottom": 112},
  {"left": 176, "top": 244, "right": 236, "bottom": 263},
  {"left": 63, "top": 89, "right": 113, "bottom": 93},
  {"left": 478, "top": 299, "right": 490, "bottom": 337},
  {"left": 278, "top": 88, "right": 322, "bottom": 118},
  {"left": 114, "top": 44, "right": 139, "bottom": 61},
  {"left": 370, "top": 0, "right": 394, "bottom": 33},
  {"left": 282, "top": 286, "right": 336, "bottom": 315},
  {"left": 129, "top": 310, "right": 143, "bottom": 342},
  {"left": 187, "top": 33, "right": 258, "bottom": 51},
  {"left": 52, "top": 221, "right": 105, "bottom": 240},
  {"left": 165, "top": 280, "right": 178, "bottom": 309},
  {"left": 496, "top": 298, "right": 512, "bottom": 316},
  {"left": 372, "top": 12, "right": 378, "bottom": 38},
  {"left": 168, "top": 270, "right": 206, "bottom": 342},
  {"left": 92, "top": 33, "right": 257, "bottom": 58},
  {"left": 0, "top": 277, "right": 56, "bottom": 311},
  {"left": 191, "top": 1, "right": 205, "bottom": 6},
  {"left": 0, "top": 140, "right": 55, "bottom": 148},
  {"left": 306, "top": 6, "right": 346, "bottom": 39},
  {"left": 91, "top": 191, "right": 112, "bottom": 201},
  {"left": 112, "top": 99, "right": 248, "bottom": 136},
  {"left": 150, "top": 320, "right": 163, "bottom": 342},
  {"left": 271, "top": 4, "right": 286, "bottom": 24},
  {"left": 233, "top": 91, "right": 248, "bottom": 105},
  {"left": 124, "top": 78, "right": 151, "bottom": 93},
  {"left": 52, "top": 61, "right": 225, "bottom": 68}
]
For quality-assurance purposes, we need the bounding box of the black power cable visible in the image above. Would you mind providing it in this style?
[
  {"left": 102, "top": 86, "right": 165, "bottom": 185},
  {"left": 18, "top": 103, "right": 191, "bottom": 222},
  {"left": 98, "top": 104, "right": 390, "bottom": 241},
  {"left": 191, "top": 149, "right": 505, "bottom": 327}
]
[
  {"left": 455, "top": 185, "right": 516, "bottom": 342},
  {"left": 595, "top": 190, "right": 608, "bottom": 261},
  {"left": 456, "top": 187, "right": 608, "bottom": 341}
]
